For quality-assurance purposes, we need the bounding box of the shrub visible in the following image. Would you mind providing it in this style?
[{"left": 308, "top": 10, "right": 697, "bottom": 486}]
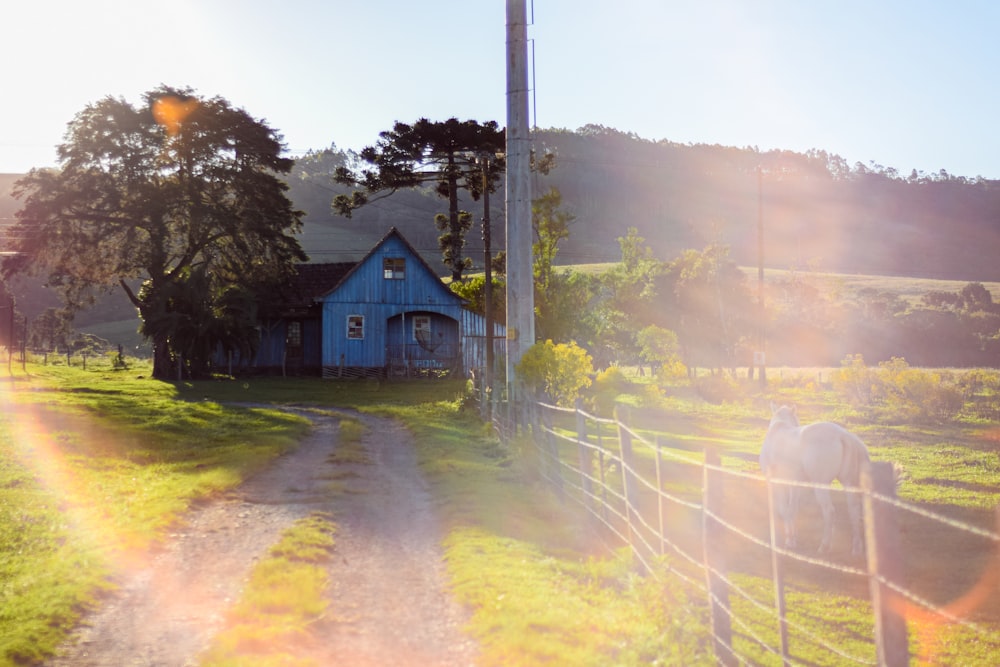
[
  {"left": 832, "top": 354, "right": 877, "bottom": 406},
  {"left": 833, "top": 354, "right": 964, "bottom": 422},
  {"left": 875, "top": 358, "right": 964, "bottom": 423},
  {"left": 694, "top": 372, "right": 740, "bottom": 404},
  {"left": 516, "top": 340, "right": 594, "bottom": 407},
  {"left": 588, "top": 365, "right": 630, "bottom": 416}
]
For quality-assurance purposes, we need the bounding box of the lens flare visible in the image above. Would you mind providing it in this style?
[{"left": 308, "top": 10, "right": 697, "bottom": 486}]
[
  {"left": 152, "top": 95, "right": 199, "bottom": 136},
  {"left": 0, "top": 391, "right": 151, "bottom": 570},
  {"left": 888, "top": 509, "right": 1000, "bottom": 663}
]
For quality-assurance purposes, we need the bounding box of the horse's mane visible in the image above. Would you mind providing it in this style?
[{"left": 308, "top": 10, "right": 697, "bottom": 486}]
[{"left": 768, "top": 404, "right": 800, "bottom": 429}]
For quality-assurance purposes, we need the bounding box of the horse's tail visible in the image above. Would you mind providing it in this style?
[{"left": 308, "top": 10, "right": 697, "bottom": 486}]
[
  {"left": 841, "top": 430, "right": 905, "bottom": 490},
  {"left": 840, "top": 429, "right": 870, "bottom": 486}
]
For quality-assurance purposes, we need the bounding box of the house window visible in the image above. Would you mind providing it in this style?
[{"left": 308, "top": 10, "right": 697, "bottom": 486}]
[
  {"left": 347, "top": 314, "right": 365, "bottom": 340},
  {"left": 412, "top": 315, "right": 431, "bottom": 342},
  {"left": 383, "top": 257, "right": 406, "bottom": 280},
  {"left": 286, "top": 321, "right": 302, "bottom": 347}
]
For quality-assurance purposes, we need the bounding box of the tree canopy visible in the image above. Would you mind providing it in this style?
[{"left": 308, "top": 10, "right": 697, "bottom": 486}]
[
  {"left": 333, "top": 117, "right": 505, "bottom": 281},
  {"left": 3, "top": 85, "right": 306, "bottom": 378}
]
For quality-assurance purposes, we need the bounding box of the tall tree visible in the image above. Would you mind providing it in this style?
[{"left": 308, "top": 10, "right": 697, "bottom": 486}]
[
  {"left": 3, "top": 85, "right": 306, "bottom": 379},
  {"left": 333, "top": 117, "right": 505, "bottom": 281},
  {"left": 595, "top": 227, "right": 665, "bottom": 365},
  {"left": 532, "top": 186, "right": 578, "bottom": 342},
  {"left": 656, "top": 244, "right": 752, "bottom": 372}
]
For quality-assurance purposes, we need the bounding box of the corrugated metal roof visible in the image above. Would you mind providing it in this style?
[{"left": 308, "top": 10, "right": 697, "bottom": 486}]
[{"left": 259, "top": 262, "right": 355, "bottom": 315}]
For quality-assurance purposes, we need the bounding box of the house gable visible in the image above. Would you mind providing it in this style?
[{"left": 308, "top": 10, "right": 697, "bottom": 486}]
[
  {"left": 320, "top": 227, "right": 463, "bottom": 308},
  {"left": 318, "top": 227, "right": 470, "bottom": 375},
  {"left": 226, "top": 227, "right": 502, "bottom": 377}
]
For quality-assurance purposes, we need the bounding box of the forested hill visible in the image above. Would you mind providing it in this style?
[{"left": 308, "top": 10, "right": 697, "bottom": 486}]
[
  {"left": 530, "top": 126, "right": 1000, "bottom": 281},
  {"left": 5, "top": 125, "right": 1000, "bottom": 283},
  {"left": 288, "top": 126, "right": 1000, "bottom": 281}
]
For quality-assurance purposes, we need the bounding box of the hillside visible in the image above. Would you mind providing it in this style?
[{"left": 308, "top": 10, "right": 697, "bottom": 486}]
[
  {"left": 286, "top": 127, "right": 1000, "bottom": 282},
  {"left": 3, "top": 127, "right": 1000, "bottom": 333}
]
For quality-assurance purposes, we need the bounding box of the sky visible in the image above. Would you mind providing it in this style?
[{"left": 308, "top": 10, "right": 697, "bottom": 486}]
[{"left": 2, "top": 1, "right": 999, "bottom": 179}]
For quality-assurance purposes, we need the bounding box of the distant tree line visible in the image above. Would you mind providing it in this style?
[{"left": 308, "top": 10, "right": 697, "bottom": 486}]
[
  {"left": 455, "top": 209, "right": 1000, "bottom": 371},
  {"left": 285, "top": 125, "right": 1000, "bottom": 284},
  {"left": 531, "top": 125, "right": 1000, "bottom": 282}
]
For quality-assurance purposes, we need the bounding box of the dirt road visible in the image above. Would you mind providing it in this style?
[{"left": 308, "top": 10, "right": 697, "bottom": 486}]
[{"left": 45, "top": 409, "right": 478, "bottom": 666}]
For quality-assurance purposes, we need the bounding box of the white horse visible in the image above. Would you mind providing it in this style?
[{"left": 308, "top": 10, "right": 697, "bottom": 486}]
[{"left": 760, "top": 404, "right": 870, "bottom": 556}]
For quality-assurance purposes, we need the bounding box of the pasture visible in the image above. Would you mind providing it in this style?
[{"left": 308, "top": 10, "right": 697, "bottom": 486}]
[
  {"left": 521, "top": 370, "right": 1000, "bottom": 665},
  {"left": 0, "top": 360, "right": 702, "bottom": 665},
  {"left": 4, "top": 356, "right": 1000, "bottom": 665}
]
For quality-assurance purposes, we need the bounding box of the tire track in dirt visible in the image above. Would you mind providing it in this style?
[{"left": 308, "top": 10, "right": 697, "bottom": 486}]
[
  {"left": 307, "top": 413, "right": 479, "bottom": 666},
  {"left": 44, "top": 408, "right": 477, "bottom": 666}
]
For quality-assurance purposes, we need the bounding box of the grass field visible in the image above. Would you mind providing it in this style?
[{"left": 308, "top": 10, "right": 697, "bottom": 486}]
[
  {"left": 0, "top": 361, "right": 706, "bottom": 665},
  {"left": 4, "top": 358, "right": 1000, "bottom": 665},
  {"left": 602, "top": 371, "right": 1000, "bottom": 665},
  {"left": 740, "top": 266, "right": 1000, "bottom": 307}
]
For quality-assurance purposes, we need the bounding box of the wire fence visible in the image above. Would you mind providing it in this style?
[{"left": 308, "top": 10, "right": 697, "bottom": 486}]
[{"left": 497, "top": 398, "right": 1000, "bottom": 666}]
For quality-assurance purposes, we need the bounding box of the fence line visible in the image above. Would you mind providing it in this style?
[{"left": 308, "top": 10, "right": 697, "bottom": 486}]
[{"left": 505, "top": 398, "right": 1000, "bottom": 666}]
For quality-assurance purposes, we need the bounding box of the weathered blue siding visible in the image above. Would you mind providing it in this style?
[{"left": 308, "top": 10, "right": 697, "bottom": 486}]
[
  {"left": 218, "top": 228, "right": 506, "bottom": 377},
  {"left": 256, "top": 319, "right": 286, "bottom": 367},
  {"left": 248, "top": 318, "right": 322, "bottom": 372},
  {"left": 319, "top": 232, "right": 471, "bottom": 374}
]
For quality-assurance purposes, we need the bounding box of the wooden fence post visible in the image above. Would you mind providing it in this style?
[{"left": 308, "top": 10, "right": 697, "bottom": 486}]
[
  {"left": 862, "top": 461, "right": 909, "bottom": 667},
  {"left": 703, "top": 447, "right": 734, "bottom": 666},
  {"left": 615, "top": 406, "right": 638, "bottom": 552},
  {"left": 766, "top": 478, "right": 791, "bottom": 667},
  {"left": 575, "top": 398, "right": 593, "bottom": 502},
  {"left": 596, "top": 422, "right": 608, "bottom": 522},
  {"left": 542, "top": 405, "right": 564, "bottom": 500},
  {"left": 655, "top": 436, "right": 666, "bottom": 556}
]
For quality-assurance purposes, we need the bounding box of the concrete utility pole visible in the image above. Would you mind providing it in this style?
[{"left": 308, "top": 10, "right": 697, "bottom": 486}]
[
  {"left": 757, "top": 166, "right": 767, "bottom": 389},
  {"left": 480, "top": 156, "right": 494, "bottom": 395},
  {"left": 505, "top": 0, "right": 533, "bottom": 398}
]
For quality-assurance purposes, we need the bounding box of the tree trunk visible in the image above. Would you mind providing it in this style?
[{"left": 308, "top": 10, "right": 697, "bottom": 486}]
[
  {"left": 448, "top": 156, "right": 462, "bottom": 282},
  {"left": 151, "top": 336, "right": 173, "bottom": 380},
  {"left": 121, "top": 278, "right": 174, "bottom": 380}
]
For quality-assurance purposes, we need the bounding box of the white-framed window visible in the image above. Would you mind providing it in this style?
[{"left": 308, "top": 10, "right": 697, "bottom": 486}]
[
  {"left": 347, "top": 314, "right": 365, "bottom": 340},
  {"left": 412, "top": 315, "right": 431, "bottom": 341},
  {"left": 383, "top": 257, "right": 405, "bottom": 280},
  {"left": 286, "top": 321, "right": 302, "bottom": 347}
]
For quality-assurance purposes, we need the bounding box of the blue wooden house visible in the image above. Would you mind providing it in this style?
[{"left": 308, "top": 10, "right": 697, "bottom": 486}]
[{"left": 249, "top": 227, "right": 502, "bottom": 378}]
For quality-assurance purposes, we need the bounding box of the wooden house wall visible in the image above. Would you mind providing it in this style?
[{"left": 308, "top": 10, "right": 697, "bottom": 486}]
[
  {"left": 319, "top": 234, "right": 467, "bottom": 372},
  {"left": 461, "top": 310, "right": 507, "bottom": 375},
  {"left": 251, "top": 318, "right": 321, "bottom": 371}
]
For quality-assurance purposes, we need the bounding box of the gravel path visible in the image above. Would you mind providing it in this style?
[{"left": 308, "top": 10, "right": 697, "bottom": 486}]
[{"left": 45, "top": 408, "right": 478, "bottom": 666}]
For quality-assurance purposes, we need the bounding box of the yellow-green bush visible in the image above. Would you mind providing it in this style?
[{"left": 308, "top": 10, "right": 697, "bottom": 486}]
[
  {"left": 587, "top": 366, "right": 630, "bottom": 416},
  {"left": 516, "top": 340, "right": 594, "bottom": 407},
  {"left": 832, "top": 353, "right": 877, "bottom": 406},
  {"left": 694, "top": 372, "right": 741, "bottom": 404},
  {"left": 833, "top": 355, "right": 964, "bottom": 422}
]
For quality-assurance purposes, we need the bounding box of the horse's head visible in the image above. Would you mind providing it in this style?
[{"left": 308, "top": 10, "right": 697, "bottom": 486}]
[{"left": 768, "top": 403, "right": 799, "bottom": 429}]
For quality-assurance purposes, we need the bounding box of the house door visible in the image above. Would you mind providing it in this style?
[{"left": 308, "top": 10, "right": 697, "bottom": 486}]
[{"left": 285, "top": 320, "right": 304, "bottom": 368}]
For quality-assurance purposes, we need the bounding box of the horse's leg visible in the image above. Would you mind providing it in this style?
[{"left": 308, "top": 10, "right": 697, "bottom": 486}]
[
  {"left": 814, "top": 486, "right": 835, "bottom": 553},
  {"left": 846, "top": 489, "right": 864, "bottom": 556},
  {"left": 783, "top": 485, "right": 800, "bottom": 549}
]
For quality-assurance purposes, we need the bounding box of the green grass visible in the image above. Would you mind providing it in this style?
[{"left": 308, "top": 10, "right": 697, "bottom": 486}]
[
  {"left": 445, "top": 530, "right": 711, "bottom": 666},
  {"left": 199, "top": 512, "right": 337, "bottom": 667},
  {"left": 0, "top": 361, "right": 311, "bottom": 665},
  {"left": 8, "top": 360, "right": 1000, "bottom": 665},
  {"left": 0, "top": 421, "right": 114, "bottom": 664},
  {"left": 552, "top": 371, "right": 1000, "bottom": 664},
  {"left": 197, "top": 380, "right": 720, "bottom": 664},
  {"left": 361, "top": 398, "right": 716, "bottom": 665}
]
